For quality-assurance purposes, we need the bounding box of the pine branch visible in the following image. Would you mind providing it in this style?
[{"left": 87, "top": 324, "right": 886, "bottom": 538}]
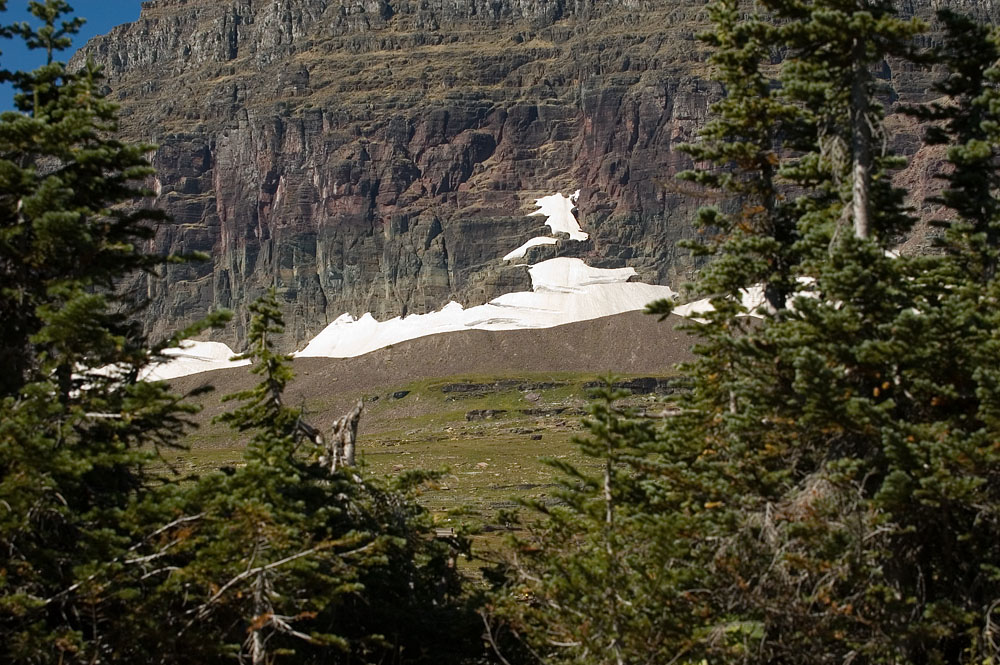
[
  {"left": 189, "top": 540, "right": 376, "bottom": 620},
  {"left": 41, "top": 513, "right": 205, "bottom": 607}
]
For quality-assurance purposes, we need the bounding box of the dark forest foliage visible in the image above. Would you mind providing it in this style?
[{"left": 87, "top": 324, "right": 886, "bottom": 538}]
[{"left": 486, "top": 2, "right": 1000, "bottom": 664}]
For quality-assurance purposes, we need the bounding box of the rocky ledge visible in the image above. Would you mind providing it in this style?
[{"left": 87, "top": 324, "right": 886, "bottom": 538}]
[{"left": 72, "top": 0, "right": 995, "bottom": 350}]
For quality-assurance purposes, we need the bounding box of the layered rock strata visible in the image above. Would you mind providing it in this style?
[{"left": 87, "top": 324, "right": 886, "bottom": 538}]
[{"left": 73, "top": 0, "right": 987, "bottom": 349}]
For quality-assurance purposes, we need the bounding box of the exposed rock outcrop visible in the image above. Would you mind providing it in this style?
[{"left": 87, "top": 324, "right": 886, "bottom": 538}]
[{"left": 72, "top": 0, "right": 988, "bottom": 350}]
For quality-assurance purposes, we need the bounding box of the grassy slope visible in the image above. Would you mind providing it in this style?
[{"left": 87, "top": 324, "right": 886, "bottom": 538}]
[
  {"left": 165, "top": 311, "right": 695, "bottom": 563},
  {"left": 169, "top": 370, "right": 680, "bottom": 569}
]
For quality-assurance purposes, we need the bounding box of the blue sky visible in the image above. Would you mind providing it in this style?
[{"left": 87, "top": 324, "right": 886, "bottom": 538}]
[{"left": 2, "top": 1, "right": 142, "bottom": 108}]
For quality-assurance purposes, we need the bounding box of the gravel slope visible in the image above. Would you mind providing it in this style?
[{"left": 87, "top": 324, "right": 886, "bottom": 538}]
[{"left": 171, "top": 311, "right": 696, "bottom": 430}]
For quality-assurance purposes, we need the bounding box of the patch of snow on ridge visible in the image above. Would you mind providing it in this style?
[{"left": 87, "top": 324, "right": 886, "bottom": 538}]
[
  {"left": 138, "top": 188, "right": 690, "bottom": 377},
  {"left": 672, "top": 278, "right": 827, "bottom": 322},
  {"left": 296, "top": 188, "right": 683, "bottom": 359},
  {"left": 296, "top": 257, "right": 678, "bottom": 358},
  {"left": 142, "top": 341, "right": 250, "bottom": 381},
  {"left": 503, "top": 191, "right": 587, "bottom": 262},
  {"left": 529, "top": 190, "right": 588, "bottom": 241},
  {"left": 528, "top": 259, "right": 636, "bottom": 292},
  {"left": 503, "top": 236, "right": 558, "bottom": 261}
]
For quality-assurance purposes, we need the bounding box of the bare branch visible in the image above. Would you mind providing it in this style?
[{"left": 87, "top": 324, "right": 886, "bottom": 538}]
[
  {"left": 271, "top": 614, "right": 318, "bottom": 643},
  {"left": 479, "top": 610, "right": 516, "bottom": 665},
  {"left": 42, "top": 513, "right": 205, "bottom": 607},
  {"left": 125, "top": 539, "right": 182, "bottom": 565},
  {"left": 190, "top": 540, "right": 375, "bottom": 619},
  {"left": 139, "top": 566, "right": 180, "bottom": 581}
]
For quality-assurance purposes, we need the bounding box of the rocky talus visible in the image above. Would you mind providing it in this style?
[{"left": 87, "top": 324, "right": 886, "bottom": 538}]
[{"left": 73, "top": 0, "right": 995, "bottom": 350}]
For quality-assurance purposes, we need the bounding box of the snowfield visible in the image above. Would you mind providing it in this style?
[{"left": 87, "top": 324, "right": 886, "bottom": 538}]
[
  {"left": 503, "top": 236, "right": 558, "bottom": 261},
  {"left": 671, "top": 286, "right": 767, "bottom": 321},
  {"left": 502, "top": 190, "right": 586, "bottom": 260},
  {"left": 142, "top": 341, "right": 250, "bottom": 381},
  {"left": 297, "top": 190, "right": 674, "bottom": 358},
  {"left": 296, "top": 257, "right": 677, "bottom": 357},
  {"left": 530, "top": 190, "right": 588, "bottom": 241},
  {"left": 148, "top": 190, "right": 683, "bottom": 377}
]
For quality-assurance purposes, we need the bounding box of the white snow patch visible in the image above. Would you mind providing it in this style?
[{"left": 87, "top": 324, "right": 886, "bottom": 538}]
[
  {"left": 527, "top": 259, "right": 637, "bottom": 292},
  {"left": 167, "top": 187, "right": 693, "bottom": 369},
  {"left": 671, "top": 286, "right": 767, "bottom": 321},
  {"left": 671, "top": 278, "right": 830, "bottom": 322},
  {"left": 529, "top": 190, "right": 588, "bottom": 241},
  {"left": 142, "top": 341, "right": 250, "bottom": 381},
  {"left": 503, "top": 236, "right": 558, "bottom": 261},
  {"left": 503, "top": 191, "right": 588, "bottom": 261},
  {"left": 297, "top": 188, "right": 685, "bottom": 359},
  {"left": 296, "top": 257, "right": 677, "bottom": 358}
]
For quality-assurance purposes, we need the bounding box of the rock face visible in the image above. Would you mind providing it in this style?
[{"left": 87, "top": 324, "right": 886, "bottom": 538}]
[{"left": 73, "top": 0, "right": 992, "bottom": 350}]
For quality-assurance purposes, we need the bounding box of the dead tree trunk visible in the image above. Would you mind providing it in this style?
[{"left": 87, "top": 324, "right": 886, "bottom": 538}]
[
  {"left": 851, "top": 37, "right": 872, "bottom": 240},
  {"left": 250, "top": 568, "right": 269, "bottom": 665},
  {"left": 321, "top": 399, "right": 364, "bottom": 473}
]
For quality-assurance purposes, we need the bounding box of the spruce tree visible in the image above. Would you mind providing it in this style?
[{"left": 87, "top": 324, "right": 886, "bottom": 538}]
[
  {"left": 0, "top": 1, "right": 183, "bottom": 397},
  {"left": 766, "top": 0, "right": 924, "bottom": 241},
  {"left": 123, "top": 291, "right": 480, "bottom": 664},
  {"left": 658, "top": 5, "right": 1000, "bottom": 664},
  {"left": 490, "top": 4, "right": 1000, "bottom": 665},
  {"left": 484, "top": 381, "right": 717, "bottom": 665},
  {"left": 675, "top": 0, "right": 802, "bottom": 313},
  {"left": 0, "top": 3, "right": 223, "bottom": 661},
  {"left": 907, "top": 9, "right": 1000, "bottom": 283}
]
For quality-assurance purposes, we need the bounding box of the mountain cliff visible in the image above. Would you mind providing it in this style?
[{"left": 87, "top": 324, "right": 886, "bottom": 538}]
[{"left": 72, "top": 0, "right": 992, "bottom": 350}]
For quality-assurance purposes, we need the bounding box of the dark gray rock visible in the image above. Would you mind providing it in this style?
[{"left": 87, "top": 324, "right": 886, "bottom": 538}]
[{"left": 466, "top": 409, "right": 509, "bottom": 421}]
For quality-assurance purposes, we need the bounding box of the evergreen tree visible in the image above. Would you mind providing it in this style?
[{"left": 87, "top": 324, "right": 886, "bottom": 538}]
[
  {"left": 0, "top": 0, "right": 188, "bottom": 398},
  {"left": 484, "top": 381, "right": 715, "bottom": 665},
  {"left": 0, "top": 4, "right": 217, "bottom": 661},
  {"left": 766, "top": 0, "right": 924, "bottom": 241},
  {"left": 907, "top": 9, "right": 1000, "bottom": 283},
  {"left": 490, "top": 4, "right": 1000, "bottom": 665},
  {"left": 675, "top": 0, "right": 802, "bottom": 313},
  {"left": 120, "top": 291, "right": 481, "bottom": 664},
  {"left": 661, "top": 5, "right": 1000, "bottom": 664}
]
